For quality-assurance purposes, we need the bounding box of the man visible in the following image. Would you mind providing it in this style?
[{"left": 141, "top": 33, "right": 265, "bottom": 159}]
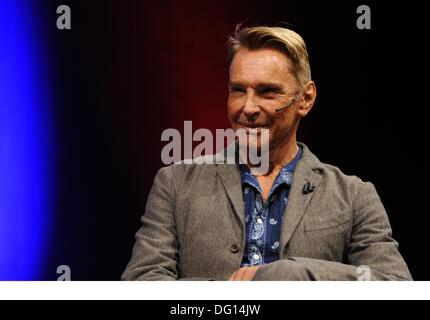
[{"left": 122, "top": 25, "right": 411, "bottom": 280}]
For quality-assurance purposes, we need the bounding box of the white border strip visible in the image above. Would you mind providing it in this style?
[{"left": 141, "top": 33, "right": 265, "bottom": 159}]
[{"left": 0, "top": 282, "right": 429, "bottom": 300}]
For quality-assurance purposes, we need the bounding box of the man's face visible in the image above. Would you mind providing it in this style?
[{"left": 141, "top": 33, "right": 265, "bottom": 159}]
[{"left": 227, "top": 48, "right": 303, "bottom": 151}]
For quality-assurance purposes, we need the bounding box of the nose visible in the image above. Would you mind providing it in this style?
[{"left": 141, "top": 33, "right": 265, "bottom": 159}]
[{"left": 242, "top": 91, "right": 260, "bottom": 120}]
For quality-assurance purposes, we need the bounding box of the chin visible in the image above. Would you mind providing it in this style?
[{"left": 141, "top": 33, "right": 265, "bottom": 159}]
[{"left": 239, "top": 138, "right": 270, "bottom": 154}]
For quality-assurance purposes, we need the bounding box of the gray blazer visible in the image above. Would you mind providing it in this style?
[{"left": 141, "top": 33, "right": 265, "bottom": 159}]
[{"left": 122, "top": 143, "right": 412, "bottom": 280}]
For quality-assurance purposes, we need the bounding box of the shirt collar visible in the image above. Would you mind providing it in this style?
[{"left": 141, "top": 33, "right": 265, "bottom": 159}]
[{"left": 240, "top": 146, "right": 302, "bottom": 193}]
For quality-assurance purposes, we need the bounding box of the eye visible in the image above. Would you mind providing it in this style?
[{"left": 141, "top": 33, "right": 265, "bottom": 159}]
[
  {"left": 230, "top": 86, "right": 245, "bottom": 93},
  {"left": 258, "top": 87, "right": 279, "bottom": 98},
  {"left": 229, "top": 86, "right": 246, "bottom": 97},
  {"left": 261, "top": 88, "right": 274, "bottom": 94}
]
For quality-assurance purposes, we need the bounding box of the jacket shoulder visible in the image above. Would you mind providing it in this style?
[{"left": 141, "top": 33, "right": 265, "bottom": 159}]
[
  {"left": 155, "top": 157, "right": 223, "bottom": 189},
  {"left": 317, "top": 161, "right": 377, "bottom": 207}
]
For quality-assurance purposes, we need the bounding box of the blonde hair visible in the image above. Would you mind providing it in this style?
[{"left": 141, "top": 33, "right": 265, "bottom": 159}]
[{"left": 227, "top": 25, "right": 312, "bottom": 88}]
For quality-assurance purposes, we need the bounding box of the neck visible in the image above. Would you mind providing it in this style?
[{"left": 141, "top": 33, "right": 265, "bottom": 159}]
[{"left": 266, "top": 133, "right": 298, "bottom": 176}]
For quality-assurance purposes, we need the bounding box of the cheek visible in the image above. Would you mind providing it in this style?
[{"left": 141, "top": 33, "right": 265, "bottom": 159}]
[
  {"left": 266, "top": 113, "right": 281, "bottom": 129},
  {"left": 270, "top": 113, "right": 295, "bottom": 136},
  {"left": 227, "top": 97, "right": 242, "bottom": 121}
]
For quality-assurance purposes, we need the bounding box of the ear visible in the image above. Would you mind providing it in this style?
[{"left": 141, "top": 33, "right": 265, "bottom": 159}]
[{"left": 297, "top": 81, "right": 317, "bottom": 118}]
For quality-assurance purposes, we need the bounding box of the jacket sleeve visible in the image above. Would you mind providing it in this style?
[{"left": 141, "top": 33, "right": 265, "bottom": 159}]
[
  {"left": 121, "top": 166, "right": 219, "bottom": 281},
  {"left": 121, "top": 166, "right": 180, "bottom": 280},
  {"left": 253, "top": 181, "right": 413, "bottom": 281}
]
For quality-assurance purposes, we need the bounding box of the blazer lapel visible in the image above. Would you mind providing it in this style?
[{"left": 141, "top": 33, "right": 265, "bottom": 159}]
[
  {"left": 216, "top": 163, "right": 245, "bottom": 229},
  {"left": 279, "top": 145, "right": 323, "bottom": 253}
]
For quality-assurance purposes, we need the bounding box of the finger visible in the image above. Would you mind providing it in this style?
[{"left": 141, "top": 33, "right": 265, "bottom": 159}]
[
  {"left": 228, "top": 270, "right": 238, "bottom": 281},
  {"left": 231, "top": 269, "right": 245, "bottom": 281},
  {"left": 242, "top": 267, "right": 254, "bottom": 281},
  {"left": 239, "top": 267, "right": 250, "bottom": 281},
  {"left": 247, "top": 267, "right": 258, "bottom": 280},
  {"left": 239, "top": 268, "right": 248, "bottom": 281}
]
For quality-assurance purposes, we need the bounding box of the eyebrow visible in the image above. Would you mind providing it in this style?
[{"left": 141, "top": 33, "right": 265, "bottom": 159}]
[{"left": 228, "top": 81, "right": 285, "bottom": 91}]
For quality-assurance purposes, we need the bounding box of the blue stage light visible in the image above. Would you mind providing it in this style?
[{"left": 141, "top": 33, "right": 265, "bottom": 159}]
[{"left": 0, "top": 1, "right": 53, "bottom": 280}]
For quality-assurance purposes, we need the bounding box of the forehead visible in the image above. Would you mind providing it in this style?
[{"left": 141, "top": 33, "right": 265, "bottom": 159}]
[{"left": 229, "top": 48, "right": 294, "bottom": 84}]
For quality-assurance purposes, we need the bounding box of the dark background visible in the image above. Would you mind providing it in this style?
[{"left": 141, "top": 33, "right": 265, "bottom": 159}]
[{"left": 40, "top": 0, "right": 427, "bottom": 279}]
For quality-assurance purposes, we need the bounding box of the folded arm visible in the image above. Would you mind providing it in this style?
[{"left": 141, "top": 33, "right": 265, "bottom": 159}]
[{"left": 253, "top": 181, "right": 412, "bottom": 281}]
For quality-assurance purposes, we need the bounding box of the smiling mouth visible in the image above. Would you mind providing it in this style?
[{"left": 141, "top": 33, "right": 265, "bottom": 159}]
[
  {"left": 237, "top": 124, "right": 270, "bottom": 136},
  {"left": 238, "top": 123, "right": 269, "bottom": 129}
]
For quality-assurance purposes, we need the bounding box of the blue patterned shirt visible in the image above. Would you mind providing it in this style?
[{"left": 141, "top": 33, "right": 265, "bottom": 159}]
[{"left": 239, "top": 147, "right": 302, "bottom": 266}]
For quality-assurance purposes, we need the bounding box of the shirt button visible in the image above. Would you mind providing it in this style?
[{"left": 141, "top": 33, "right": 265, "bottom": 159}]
[
  {"left": 253, "top": 254, "right": 260, "bottom": 260},
  {"left": 257, "top": 218, "right": 263, "bottom": 224},
  {"left": 230, "top": 244, "right": 240, "bottom": 253}
]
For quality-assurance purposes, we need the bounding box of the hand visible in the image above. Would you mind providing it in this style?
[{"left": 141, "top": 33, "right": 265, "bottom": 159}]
[{"left": 228, "top": 266, "right": 260, "bottom": 281}]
